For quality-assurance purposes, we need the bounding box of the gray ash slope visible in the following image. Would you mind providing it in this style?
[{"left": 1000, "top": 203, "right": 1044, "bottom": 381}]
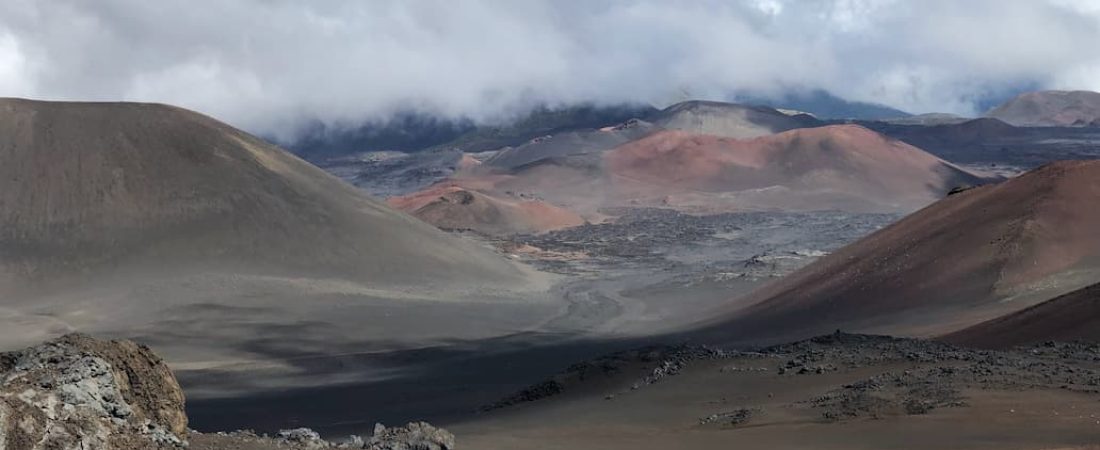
[
  {"left": 0, "top": 98, "right": 550, "bottom": 403},
  {"left": 483, "top": 119, "right": 656, "bottom": 170},
  {"left": 0, "top": 98, "right": 528, "bottom": 287},
  {"left": 987, "top": 90, "right": 1100, "bottom": 127}
]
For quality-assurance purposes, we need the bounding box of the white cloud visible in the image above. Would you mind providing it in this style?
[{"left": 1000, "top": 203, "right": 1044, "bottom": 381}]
[
  {"left": 0, "top": 0, "right": 1098, "bottom": 136},
  {"left": 0, "top": 32, "right": 34, "bottom": 95}
]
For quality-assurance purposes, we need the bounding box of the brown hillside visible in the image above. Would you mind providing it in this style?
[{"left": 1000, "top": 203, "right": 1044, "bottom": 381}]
[
  {"left": 388, "top": 184, "right": 584, "bottom": 235},
  {"left": 701, "top": 160, "right": 1100, "bottom": 344},
  {"left": 604, "top": 125, "right": 984, "bottom": 212},
  {"left": 943, "top": 282, "right": 1100, "bottom": 348}
]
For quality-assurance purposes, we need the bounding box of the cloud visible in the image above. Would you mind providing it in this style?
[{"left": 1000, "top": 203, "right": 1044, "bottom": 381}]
[
  {"left": 0, "top": 0, "right": 1098, "bottom": 138},
  {"left": 0, "top": 31, "right": 33, "bottom": 94}
]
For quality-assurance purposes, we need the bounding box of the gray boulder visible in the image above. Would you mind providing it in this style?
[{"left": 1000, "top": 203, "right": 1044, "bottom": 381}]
[
  {"left": 365, "top": 422, "right": 455, "bottom": 450},
  {"left": 0, "top": 334, "right": 188, "bottom": 450}
]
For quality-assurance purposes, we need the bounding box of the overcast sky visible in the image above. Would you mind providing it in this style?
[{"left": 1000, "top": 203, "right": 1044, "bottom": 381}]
[{"left": 1, "top": 0, "right": 1099, "bottom": 138}]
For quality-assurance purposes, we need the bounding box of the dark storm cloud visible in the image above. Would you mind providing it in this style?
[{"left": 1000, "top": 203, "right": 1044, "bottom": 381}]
[{"left": 1, "top": 0, "right": 1098, "bottom": 137}]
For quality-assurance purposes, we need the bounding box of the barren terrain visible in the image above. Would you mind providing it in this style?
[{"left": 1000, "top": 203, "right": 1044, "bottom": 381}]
[
  {"left": 5, "top": 96, "right": 1100, "bottom": 449},
  {"left": 454, "top": 334, "right": 1100, "bottom": 450}
]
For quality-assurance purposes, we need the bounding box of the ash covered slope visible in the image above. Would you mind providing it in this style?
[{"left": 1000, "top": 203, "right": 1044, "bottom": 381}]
[
  {"left": 987, "top": 90, "right": 1100, "bottom": 127},
  {"left": 605, "top": 125, "right": 984, "bottom": 212},
  {"left": 484, "top": 119, "right": 657, "bottom": 170},
  {"left": 703, "top": 160, "right": 1100, "bottom": 344},
  {"left": 944, "top": 282, "right": 1100, "bottom": 348},
  {"left": 0, "top": 98, "right": 527, "bottom": 287}
]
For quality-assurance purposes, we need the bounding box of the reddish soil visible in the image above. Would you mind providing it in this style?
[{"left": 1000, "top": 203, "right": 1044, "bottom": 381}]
[
  {"left": 701, "top": 160, "right": 1100, "bottom": 344},
  {"left": 411, "top": 125, "right": 986, "bottom": 221},
  {"left": 943, "top": 282, "right": 1100, "bottom": 348},
  {"left": 604, "top": 125, "right": 982, "bottom": 211},
  {"left": 389, "top": 183, "right": 584, "bottom": 235}
]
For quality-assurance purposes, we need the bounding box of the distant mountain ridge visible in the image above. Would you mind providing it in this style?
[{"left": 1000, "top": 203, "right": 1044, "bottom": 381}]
[
  {"left": 285, "top": 92, "right": 911, "bottom": 159},
  {"left": 288, "top": 103, "right": 658, "bottom": 160},
  {"left": 735, "top": 89, "right": 911, "bottom": 120},
  {"left": 986, "top": 90, "right": 1100, "bottom": 127}
]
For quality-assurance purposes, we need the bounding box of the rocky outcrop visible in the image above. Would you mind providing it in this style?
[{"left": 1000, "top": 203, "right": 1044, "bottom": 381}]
[
  {"left": 0, "top": 334, "right": 187, "bottom": 450},
  {"left": 276, "top": 428, "right": 330, "bottom": 448},
  {"left": 190, "top": 422, "right": 455, "bottom": 450},
  {"left": 1, "top": 335, "right": 457, "bottom": 450},
  {"left": 364, "top": 422, "right": 455, "bottom": 450}
]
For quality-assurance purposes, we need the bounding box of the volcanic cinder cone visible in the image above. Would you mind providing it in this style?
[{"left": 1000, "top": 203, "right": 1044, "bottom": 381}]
[
  {"left": 986, "top": 90, "right": 1100, "bottom": 127},
  {"left": 0, "top": 98, "right": 543, "bottom": 357},
  {"left": 603, "top": 124, "right": 985, "bottom": 212},
  {"left": 0, "top": 98, "right": 527, "bottom": 287},
  {"left": 402, "top": 123, "right": 986, "bottom": 227},
  {"left": 649, "top": 100, "right": 819, "bottom": 138},
  {"left": 701, "top": 160, "right": 1100, "bottom": 344},
  {"left": 388, "top": 184, "right": 584, "bottom": 235}
]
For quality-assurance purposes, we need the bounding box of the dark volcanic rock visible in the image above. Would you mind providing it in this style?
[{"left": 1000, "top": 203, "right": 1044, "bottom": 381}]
[
  {"left": 480, "top": 380, "right": 565, "bottom": 411},
  {"left": 365, "top": 422, "right": 455, "bottom": 450},
  {"left": 1, "top": 335, "right": 458, "bottom": 450},
  {"left": 483, "top": 344, "right": 734, "bottom": 411},
  {"left": 191, "top": 422, "right": 456, "bottom": 450},
  {"left": 763, "top": 332, "right": 1100, "bottom": 421},
  {"left": 0, "top": 334, "right": 187, "bottom": 450},
  {"left": 699, "top": 407, "right": 760, "bottom": 426}
]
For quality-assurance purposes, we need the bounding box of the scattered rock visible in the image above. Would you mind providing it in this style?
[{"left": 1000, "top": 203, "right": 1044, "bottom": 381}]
[
  {"left": 480, "top": 379, "right": 564, "bottom": 411},
  {"left": 812, "top": 372, "right": 965, "bottom": 420},
  {"left": 1, "top": 336, "right": 463, "bottom": 450},
  {"left": 484, "top": 344, "right": 736, "bottom": 411},
  {"left": 759, "top": 332, "right": 1100, "bottom": 421},
  {"left": 699, "top": 407, "right": 760, "bottom": 426},
  {"left": 278, "top": 428, "right": 328, "bottom": 448},
  {"left": 365, "top": 422, "right": 454, "bottom": 450}
]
